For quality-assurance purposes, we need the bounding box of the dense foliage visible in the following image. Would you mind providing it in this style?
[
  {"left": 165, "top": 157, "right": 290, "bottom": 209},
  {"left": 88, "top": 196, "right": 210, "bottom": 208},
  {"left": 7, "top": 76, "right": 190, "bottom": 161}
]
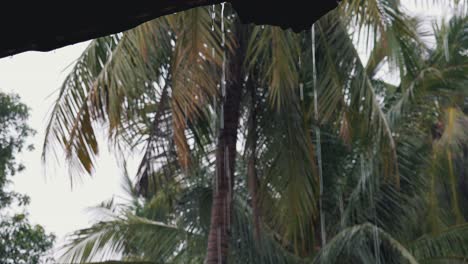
[
  {"left": 44, "top": 0, "right": 468, "bottom": 263},
  {"left": 0, "top": 212, "right": 55, "bottom": 264},
  {"left": 0, "top": 92, "right": 55, "bottom": 264},
  {"left": 0, "top": 93, "right": 33, "bottom": 203}
]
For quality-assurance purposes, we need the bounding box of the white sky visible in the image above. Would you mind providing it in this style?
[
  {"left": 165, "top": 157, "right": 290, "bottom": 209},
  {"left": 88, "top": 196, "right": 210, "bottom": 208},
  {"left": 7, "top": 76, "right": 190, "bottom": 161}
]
[
  {"left": 0, "top": 43, "right": 137, "bottom": 256},
  {"left": 0, "top": 0, "right": 461, "bottom": 260}
]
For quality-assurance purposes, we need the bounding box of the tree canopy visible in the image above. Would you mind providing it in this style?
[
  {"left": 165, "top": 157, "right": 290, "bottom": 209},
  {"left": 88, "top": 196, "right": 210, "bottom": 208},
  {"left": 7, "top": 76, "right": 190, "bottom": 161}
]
[
  {"left": 43, "top": 0, "right": 468, "bottom": 263},
  {"left": 0, "top": 92, "right": 55, "bottom": 264}
]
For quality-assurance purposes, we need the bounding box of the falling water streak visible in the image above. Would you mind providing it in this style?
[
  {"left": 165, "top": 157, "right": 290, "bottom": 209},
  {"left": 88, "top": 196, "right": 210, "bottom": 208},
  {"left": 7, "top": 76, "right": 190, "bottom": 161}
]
[
  {"left": 300, "top": 83, "right": 304, "bottom": 101},
  {"left": 215, "top": 147, "right": 219, "bottom": 194},
  {"left": 220, "top": 4, "right": 227, "bottom": 263},
  {"left": 312, "top": 25, "right": 318, "bottom": 123},
  {"left": 219, "top": 3, "right": 226, "bottom": 130},
  {"left": 312, "top": 24, "right": 327, "bottom": 246},
  {"left": 211, "top": 5, "right": 217, "bottom": 131},
  {"left": 217, "top": 226, "right": 222, "bottom": 262},
  {"left": 339, "top": 188, "right": 345, "bottom": 228},
  {"left": 364, "top": 155, "right": 381, "bottom": 264},
  {"left": 210, "top": 4, "right": 218, "bottom": 199},
  {"left": 185, "top": 231, "right": 189, "bottom": 263},
  {"left": 213, "top": 93, "right": 217, "bottom": 136},
  {"left": 221, "top": 3, "right": 227, "bottom": 98},
  {"left": 185, "top": 104, "right": 188, "bottom": 127},
  {"left": 220, "top": 105, "right": 224, "bottom": 130},
  {"left": 226, "top": 147, "right": 231, "bottom": 228},
  {"left": 211, "top": 5, "right": 216, "bottom": 31},
  {"left": 221, "top": 1, "right": 228, "bottom": 229}
]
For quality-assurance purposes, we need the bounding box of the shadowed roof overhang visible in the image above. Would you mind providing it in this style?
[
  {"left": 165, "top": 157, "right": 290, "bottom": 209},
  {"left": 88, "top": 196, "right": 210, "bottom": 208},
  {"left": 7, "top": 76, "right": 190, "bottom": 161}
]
[{"left": 0, "top": 1, "right": 341, "bottom": 58}]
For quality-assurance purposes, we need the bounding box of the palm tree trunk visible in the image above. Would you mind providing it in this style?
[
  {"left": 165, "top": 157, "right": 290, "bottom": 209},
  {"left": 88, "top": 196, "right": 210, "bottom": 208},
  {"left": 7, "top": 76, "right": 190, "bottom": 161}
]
[{"left": 206, "top": 27, "right": 244, "bottom": 264}]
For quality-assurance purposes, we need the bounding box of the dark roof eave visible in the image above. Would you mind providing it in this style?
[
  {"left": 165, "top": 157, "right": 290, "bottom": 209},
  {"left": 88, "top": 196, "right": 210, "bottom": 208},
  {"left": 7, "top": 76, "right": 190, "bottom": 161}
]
[{"left": 0, "top": 0, "right": 340, "bottom": 58}]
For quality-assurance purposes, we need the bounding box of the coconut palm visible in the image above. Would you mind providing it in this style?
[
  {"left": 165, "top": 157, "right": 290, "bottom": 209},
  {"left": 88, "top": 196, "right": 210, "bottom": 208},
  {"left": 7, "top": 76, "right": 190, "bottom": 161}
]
[
  {"left": 43, "top": 0, "right": 467, "bottom": 263},
  {"left": 314, "top": 12, "right": 468, "bottom": 263},
  {"left": 58, "top": 160, "right": 306, "bottom": 264}
]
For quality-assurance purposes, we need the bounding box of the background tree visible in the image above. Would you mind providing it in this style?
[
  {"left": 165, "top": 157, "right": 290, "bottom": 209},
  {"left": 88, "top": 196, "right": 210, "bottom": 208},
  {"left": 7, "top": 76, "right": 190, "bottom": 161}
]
[
  {"left": 0, "top": 92, "right": 55, "bottom": 264},
  {"left": 0, "top": 204, "right": 55, "bottom": 264},
  {"left": 44, "top": 0, "right": 468, "bottom": 263}
]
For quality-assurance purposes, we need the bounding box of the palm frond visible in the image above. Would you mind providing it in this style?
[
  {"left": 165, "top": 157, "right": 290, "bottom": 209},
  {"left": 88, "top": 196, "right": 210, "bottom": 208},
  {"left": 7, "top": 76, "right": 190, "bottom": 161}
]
[{"left": 315, "top": 223, "right": 419, "bottom": 264}]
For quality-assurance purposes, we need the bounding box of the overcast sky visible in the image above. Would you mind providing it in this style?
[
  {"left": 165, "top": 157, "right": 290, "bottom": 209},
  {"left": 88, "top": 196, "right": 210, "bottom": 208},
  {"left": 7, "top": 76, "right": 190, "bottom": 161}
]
[
  {"left": 0, "top": 43, "right": 136, "bottom": 256},
  {"left": 0, "top": 0, "right": 459, "bottom": 259}
]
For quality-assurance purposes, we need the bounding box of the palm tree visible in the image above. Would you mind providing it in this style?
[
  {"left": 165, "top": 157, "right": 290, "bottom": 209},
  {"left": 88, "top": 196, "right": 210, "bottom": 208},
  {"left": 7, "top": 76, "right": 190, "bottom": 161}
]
[
  {"left": 315, "top": 12, "right": 468, "bottom": 263},
  {"left": 43, "top": 0, "right": 468, "bottom": 263},
  {"left": 59, "top": 160, "right": 305, "bottom": 263},
  {"left": 59, "top": 20, "right": 468, "bottom": 257}
]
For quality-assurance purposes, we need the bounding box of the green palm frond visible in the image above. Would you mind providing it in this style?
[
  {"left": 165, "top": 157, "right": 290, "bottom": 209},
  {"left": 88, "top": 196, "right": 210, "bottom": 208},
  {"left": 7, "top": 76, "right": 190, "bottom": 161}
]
[
  {"left": 315, "top": 223, "right": 419, "bottom": 264},
  {"left": 47, "top": 3, "right": 468, "bottom": 264},
  {"left": 43, "top": 36, "right": 116, "bottom": 179},
  {"left": 43, "top": 17, "right": 173, "bottom": 180},
  {"left": 410, "top": 224, "right": 468, "bottom": 262},
  {"left": 246, "top": 26, "right": 301, "bottom": 108},
  {"left": 59, "top": 210, "right": 189, "bottom": 263},
  {"left": 313, "top": 12, "right": 400, "bottom": 184}
]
